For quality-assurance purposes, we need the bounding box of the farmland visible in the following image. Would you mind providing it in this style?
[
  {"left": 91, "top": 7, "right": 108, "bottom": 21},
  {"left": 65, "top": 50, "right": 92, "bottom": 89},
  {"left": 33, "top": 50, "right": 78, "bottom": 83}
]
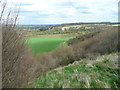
[{"left": 27, "top": 37, "right": 74, "bottom": 55}]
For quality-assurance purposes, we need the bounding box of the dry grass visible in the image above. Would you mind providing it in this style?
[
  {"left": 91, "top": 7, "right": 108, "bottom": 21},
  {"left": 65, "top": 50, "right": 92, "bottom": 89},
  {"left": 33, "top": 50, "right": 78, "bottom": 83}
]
[{"left": 28, "top": 53, "right": 119, "bottom": 88}]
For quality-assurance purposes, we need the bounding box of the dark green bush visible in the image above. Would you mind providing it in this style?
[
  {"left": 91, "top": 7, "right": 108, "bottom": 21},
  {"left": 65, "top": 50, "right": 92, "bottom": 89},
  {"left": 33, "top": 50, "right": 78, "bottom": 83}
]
[{"left": 39, "top": 27, "right": 48, "bottom": 31}]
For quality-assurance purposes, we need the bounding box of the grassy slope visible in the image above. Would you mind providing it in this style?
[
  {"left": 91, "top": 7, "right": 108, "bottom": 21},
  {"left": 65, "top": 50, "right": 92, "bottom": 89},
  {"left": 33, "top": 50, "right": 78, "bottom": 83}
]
[
  {"left": 28, "top": 53, "right": 119, "bottom": 88},
  {"left": 27, "top": 37, "right": 73, "bottom": 55}
]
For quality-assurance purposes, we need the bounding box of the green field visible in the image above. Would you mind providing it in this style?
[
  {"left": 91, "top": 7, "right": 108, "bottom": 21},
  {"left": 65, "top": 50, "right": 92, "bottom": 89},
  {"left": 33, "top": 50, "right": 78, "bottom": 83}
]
[{"left": 27, "top": 37, "right": 73, "bottom": 55}]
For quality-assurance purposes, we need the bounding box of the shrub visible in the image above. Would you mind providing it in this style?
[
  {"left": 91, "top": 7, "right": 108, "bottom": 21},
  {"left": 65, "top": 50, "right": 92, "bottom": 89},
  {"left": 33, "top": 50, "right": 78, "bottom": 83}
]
[
  {"left": 67, "top": 31, "right": 99, "bottom": 45},
  {"left": 71, "top": 26, "right": 118, "bottom": 60},
  {"left": 53, "top": 46, "right": 74, "bottom": 66},
  {"left": 87, "top": 27, "right": 119, "bottom": 54},
  {"left": 72, "top": 37, "right": 98, "bottom": 60},
  {"left": 1, "top": 1, "right": 37, "bottom": 88},
  {"left": 39, "top": 26, "right": 48, "bottom": 31},
  {"left": 35, "top": 46, "right": 74, "bottom": 70}
]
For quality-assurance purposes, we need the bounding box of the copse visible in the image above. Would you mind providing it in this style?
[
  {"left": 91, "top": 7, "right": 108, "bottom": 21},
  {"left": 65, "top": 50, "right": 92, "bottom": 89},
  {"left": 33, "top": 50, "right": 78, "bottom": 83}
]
[{"left": 39, "top": 26, "right": 49, "bottom": 31}]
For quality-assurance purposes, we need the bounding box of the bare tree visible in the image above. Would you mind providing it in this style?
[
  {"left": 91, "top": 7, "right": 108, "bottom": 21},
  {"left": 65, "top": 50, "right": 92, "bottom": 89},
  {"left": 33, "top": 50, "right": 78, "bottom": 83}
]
[
  {"left": 0, "top": 1, "right": 2, "bottom": 89},
  {"left": 0, "top": 0, "right": 37, "bottom": 88}
]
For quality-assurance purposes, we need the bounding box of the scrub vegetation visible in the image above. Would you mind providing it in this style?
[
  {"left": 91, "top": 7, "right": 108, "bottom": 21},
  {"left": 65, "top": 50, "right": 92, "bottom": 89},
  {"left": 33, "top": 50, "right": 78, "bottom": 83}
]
[{"left": 28, "top": 53, "right": 119, "bottom": 88}]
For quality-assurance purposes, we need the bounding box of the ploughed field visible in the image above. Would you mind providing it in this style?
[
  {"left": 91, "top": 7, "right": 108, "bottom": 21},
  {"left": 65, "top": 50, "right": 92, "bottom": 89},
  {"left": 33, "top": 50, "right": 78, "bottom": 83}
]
[{"left": 27, "top": 37, "right": 73, "bottom": 55}]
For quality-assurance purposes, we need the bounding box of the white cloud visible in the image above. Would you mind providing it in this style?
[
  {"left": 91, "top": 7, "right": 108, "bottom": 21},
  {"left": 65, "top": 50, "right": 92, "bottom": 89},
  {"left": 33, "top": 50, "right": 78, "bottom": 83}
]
[{"left": 7, "top": 0, "right": 119, "bottom": 24}]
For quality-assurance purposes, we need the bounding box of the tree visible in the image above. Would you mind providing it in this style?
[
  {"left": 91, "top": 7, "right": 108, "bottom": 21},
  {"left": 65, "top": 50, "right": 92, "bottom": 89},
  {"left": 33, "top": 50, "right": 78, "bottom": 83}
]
[{"left": 0, "top": 0, "right": 36, "bottom": 88}]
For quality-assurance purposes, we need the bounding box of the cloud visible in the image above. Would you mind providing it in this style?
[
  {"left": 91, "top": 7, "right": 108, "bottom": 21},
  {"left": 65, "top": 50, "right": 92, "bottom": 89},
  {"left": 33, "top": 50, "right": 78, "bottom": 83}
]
[
  {"left": 17, "top": 3, "right": 33, "bottom": 6},
  {"left": 8, "top": 0, "right": 119, "bottom": 24}
]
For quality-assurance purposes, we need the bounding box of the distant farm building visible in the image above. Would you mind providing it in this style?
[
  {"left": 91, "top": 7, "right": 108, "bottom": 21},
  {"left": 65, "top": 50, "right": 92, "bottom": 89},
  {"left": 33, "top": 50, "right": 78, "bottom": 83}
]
[{"left": 61, "top": 27, "right": 70, "bottom": 31}]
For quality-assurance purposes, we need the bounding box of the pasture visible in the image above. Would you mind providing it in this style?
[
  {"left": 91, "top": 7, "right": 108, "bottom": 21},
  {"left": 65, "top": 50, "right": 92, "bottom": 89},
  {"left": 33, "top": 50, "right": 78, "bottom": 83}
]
[{"left": 27, "top": 37, "right": 73, "bottom": 55}]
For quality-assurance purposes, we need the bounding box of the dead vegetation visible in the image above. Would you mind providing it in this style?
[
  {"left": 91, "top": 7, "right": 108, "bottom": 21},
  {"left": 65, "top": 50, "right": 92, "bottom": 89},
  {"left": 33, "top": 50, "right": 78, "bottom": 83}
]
[{"left": 1, "top": 0, "right": 37, "bottom": 88}]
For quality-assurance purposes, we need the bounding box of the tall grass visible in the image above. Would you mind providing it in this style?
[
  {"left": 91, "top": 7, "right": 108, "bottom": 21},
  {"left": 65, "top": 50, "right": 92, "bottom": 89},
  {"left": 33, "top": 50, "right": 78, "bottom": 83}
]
[{"left": 29, "top": 53, "right": 119, "bottom": 88}]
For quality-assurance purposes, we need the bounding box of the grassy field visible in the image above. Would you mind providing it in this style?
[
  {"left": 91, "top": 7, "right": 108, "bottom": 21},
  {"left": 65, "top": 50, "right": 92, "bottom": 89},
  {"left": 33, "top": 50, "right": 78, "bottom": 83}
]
[
  {"left": 28, "top": 53, "right": 119, "bottom": 88},
  {"left": 27, "top": 37, "right": 74, "bottom": 55}
]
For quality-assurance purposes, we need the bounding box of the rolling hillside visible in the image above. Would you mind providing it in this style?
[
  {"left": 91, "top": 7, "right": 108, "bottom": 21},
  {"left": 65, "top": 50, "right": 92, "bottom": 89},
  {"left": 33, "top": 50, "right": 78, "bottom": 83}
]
[{"left": 28, "top": 53, "right": 119, "bottom": 88}]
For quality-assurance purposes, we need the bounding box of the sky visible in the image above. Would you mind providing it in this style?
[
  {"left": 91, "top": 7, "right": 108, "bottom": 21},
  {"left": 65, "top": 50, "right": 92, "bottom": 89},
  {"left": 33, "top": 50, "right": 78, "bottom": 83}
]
[{"left": 7, "top": 0, "right": 119, "bottom": 24}]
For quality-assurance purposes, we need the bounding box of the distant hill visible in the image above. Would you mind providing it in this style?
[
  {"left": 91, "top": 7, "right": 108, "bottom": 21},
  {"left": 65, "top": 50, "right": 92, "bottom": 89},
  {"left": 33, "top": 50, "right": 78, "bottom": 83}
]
[
  {"left": 18, "top": 22, "right": 119, "bottom": 27},
  {"left": 60, "top": 22, "right": 119, "bottom": 26}
]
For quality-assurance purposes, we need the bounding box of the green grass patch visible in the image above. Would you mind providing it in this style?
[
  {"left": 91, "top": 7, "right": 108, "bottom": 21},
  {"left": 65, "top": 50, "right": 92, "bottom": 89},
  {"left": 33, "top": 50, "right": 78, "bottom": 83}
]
[
  {"left": 27, "top": 37, "right": 74, "bottom": 55},
  {"left": 27, "top": 53, "right": 119, "bottom": 88}
]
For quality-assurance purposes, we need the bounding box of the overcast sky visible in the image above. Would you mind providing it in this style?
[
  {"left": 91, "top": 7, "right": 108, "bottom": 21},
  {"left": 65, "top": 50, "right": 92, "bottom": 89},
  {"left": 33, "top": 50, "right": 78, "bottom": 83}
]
[{"left": 8, "top": 0, "right": 119, "bottom": 25}]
